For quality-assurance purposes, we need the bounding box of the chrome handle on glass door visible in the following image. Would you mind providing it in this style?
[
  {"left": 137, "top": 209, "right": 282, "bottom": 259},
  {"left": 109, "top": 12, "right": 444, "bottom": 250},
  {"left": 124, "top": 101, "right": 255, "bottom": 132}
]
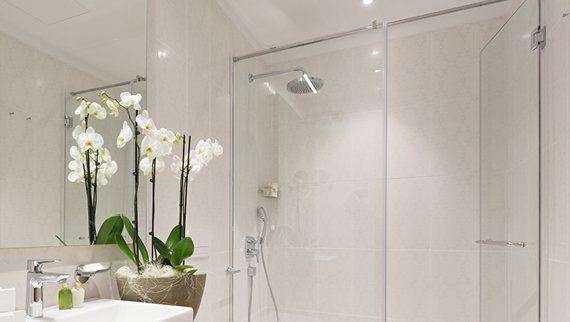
[{"left": 476, "top": 239, "right": 526, "bottom": 247}]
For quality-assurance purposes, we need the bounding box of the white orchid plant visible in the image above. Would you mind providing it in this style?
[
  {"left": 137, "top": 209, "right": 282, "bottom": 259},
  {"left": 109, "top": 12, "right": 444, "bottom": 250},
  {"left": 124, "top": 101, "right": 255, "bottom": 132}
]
[
  {"left": 67, "top": 98, "right": 117, "bottom": 245},
  {"left": 89, "top": 91, "right": 224, "bottom": 274}
]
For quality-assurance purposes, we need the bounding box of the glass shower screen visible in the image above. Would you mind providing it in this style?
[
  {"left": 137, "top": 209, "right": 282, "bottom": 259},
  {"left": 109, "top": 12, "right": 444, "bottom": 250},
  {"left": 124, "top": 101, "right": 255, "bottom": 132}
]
[{"left": 480, "top": 0, "right": 541, "bottom": 321}]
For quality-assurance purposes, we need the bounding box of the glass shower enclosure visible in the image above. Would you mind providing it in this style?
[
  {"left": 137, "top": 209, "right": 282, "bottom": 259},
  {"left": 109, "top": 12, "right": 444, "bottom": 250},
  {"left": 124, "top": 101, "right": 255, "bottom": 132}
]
[
  {"left": 230, "top": 0, "right": 542, "bottom": 321},
  {"left": 231, "top": 27, "right": 386, "bottom": 322}
]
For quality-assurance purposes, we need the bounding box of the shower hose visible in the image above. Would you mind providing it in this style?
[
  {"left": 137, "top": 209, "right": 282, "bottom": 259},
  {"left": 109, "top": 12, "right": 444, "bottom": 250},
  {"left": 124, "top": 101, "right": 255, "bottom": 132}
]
[{"left": 248, "top": 242, "right": 279, "bottom": 322}]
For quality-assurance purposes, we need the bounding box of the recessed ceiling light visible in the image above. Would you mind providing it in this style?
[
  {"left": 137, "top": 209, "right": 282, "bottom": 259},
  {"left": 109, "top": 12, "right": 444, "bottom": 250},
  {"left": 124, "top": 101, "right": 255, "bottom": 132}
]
[
  {"left": 372, "top": 50, "right": 379, "bottom": 55},
  {"left": 375, "top": 69, "right": 382, "bottom": 73},
  {"left": 363, "top": 0, "right": 373, "bottom": 4}
]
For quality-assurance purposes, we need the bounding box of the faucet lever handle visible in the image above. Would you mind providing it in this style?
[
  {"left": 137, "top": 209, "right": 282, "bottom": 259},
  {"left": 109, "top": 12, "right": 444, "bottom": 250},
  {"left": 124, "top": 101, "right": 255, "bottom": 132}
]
[{"left": 27, "top": 259, "right": 61, "bottom": 272}]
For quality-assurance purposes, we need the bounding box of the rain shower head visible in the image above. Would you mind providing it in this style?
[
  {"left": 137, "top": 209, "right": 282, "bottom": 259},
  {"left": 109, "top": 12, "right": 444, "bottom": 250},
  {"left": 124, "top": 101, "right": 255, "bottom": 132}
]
[
  {"left": 287, "top": 75, "right": 324, "bottom": 94},
  {"left": 248, "top": 66, "right": 323, "bottom": 94}
]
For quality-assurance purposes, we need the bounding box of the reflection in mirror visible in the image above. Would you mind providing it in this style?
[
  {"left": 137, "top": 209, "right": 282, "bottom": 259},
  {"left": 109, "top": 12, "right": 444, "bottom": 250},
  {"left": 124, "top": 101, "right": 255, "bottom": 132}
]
[{"left": 0, "top": 1, "right": 146, "bottom": 248}]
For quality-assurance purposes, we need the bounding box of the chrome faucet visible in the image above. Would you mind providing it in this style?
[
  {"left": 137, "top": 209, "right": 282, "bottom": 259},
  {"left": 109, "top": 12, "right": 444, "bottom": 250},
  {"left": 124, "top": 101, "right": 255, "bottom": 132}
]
[{"left": 26, "top": 259, "right": 69, "bottom": 318}]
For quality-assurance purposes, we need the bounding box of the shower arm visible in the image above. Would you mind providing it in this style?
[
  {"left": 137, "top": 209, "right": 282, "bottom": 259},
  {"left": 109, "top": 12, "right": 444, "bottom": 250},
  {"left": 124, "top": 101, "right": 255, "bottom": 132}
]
[{"left": 248, "top": 67, "right": 307, "bottom": 83}]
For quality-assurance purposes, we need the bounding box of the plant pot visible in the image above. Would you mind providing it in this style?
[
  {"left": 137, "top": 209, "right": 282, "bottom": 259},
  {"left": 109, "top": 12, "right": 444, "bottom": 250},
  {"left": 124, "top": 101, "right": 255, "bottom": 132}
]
[{"left": 116, "top": 272, "right": 207, "bottom": 319}]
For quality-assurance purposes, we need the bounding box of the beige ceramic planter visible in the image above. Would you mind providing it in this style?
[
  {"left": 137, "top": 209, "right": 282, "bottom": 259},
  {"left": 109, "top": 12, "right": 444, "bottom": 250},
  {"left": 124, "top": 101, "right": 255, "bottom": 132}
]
[{"left": 116, "top": 272, "right": 207, "bottom": 319}]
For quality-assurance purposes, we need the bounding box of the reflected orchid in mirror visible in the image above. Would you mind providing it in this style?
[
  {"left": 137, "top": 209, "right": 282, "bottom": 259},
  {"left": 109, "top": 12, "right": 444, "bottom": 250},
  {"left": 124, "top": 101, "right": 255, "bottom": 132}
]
[{"left": 67, "top": 96, "right": 116, "bottom": 245}]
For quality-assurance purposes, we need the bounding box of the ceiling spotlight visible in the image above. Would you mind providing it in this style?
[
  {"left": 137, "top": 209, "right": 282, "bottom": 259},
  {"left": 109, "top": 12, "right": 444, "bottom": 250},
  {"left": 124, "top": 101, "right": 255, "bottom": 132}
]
[
  {"left": 372, "top": 50, "right": 379, "bottom": 55},
  {"left": 375, "top": 69, "right": 382, "bottom": 73},
  {"left": 363, "top": 0, "right": 373, "bottom": 4}
]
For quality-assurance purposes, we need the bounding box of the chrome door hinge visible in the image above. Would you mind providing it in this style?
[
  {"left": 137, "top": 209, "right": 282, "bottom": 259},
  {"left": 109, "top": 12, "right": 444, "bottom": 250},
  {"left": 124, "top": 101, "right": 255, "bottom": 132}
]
[
  {"left": 64, "top": 115, "right": 73, "bottom": 128},
  {"left": 531, "top": 26, "right": 546, "bottom": 51}
]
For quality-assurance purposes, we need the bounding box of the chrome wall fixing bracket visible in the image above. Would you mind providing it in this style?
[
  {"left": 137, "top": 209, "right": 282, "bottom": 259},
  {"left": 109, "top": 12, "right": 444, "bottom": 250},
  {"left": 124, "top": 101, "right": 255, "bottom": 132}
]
[{"left": 531, "top": 26, "right": 546, "bottom": 51}]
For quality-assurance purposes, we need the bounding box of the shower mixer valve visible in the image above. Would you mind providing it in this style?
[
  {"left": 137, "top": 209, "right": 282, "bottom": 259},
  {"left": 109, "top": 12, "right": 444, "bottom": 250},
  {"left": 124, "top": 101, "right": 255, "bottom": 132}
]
[{"left": 245, "top": 236, "right": 258, "bottom": 261}]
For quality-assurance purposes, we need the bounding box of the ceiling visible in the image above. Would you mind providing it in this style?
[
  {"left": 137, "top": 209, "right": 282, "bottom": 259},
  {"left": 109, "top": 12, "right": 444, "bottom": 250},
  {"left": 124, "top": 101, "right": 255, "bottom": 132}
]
[
  {"left": 0, "top": 0, "right": 146, "bottom": 84},
  {"left": 215, "top": 0, "right": 512, "bottom": 53}
]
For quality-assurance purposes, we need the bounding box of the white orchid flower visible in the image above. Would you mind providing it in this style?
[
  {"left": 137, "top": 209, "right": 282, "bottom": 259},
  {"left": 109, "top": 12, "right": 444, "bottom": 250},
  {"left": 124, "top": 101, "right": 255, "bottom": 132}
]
[
  {"left": 171, "top": 155, "right": 185, "bottom": 179},
  {"left": 87, "top": 102, "right": 107, "bottom": 120},
  {"left": 75, "top": 101, "right": 88, "bottom": 120},
  {"left": 78, "top": 127, "right": 104, "bottom": 152},
  {"left": 140, "top": 157, "right": 165, "bottom": 176},
  {"left": 154, "top": 128, "right": 175, "bottom": 155},
  {"left": 69, "top": 146, "right": 84, "bottom": 162},
  {"left": 136, "top": 110, "right": 156, "bottom": 134},
  {"left": 189, "top": 150, "right": 206, "bottom": 173},
  {"left": 195, "top": 140, "right": 213, "bottom": 164},
  {"left": 120, "top": 92, "right": 142, "bottom": 110},
  {"left": 96, "top": 169, "right": 108, "bottom": 186},
  {"left": 104, "top": 160, "right": 118, "bottom": 178},
  {"left": 210, "top": 139, "right": 223, "bottom": 157},
  {"left": 72, "top": 122, "right": 86, "bottom": 140},
  {"left": 117, "top": 121, "right": 133, "bottom": 148},
  {"left": 67, "top": 167, "right": 84, "bottom": 183},
  {"left": 106, "top": 99, "right": 120, "bottom": 117},
  {"left": 141, "top": 134, "right": 164, "bottom": 159}
]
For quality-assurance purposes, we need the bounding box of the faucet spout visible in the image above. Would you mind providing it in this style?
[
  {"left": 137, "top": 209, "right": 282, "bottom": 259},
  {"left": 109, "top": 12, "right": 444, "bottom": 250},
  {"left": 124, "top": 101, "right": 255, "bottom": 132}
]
[{"left": 25, "top": 259, "right": 69, "bottom": 318}]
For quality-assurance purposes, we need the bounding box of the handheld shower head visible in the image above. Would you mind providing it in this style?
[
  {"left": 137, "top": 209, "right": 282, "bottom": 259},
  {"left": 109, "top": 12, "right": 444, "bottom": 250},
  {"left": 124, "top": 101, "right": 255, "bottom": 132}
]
[
  {"left": 258, "top": 207, "right": 267, "bottom": 244},
  {"left": 258, "top": 207, "right": 267, "bottom": 222}
]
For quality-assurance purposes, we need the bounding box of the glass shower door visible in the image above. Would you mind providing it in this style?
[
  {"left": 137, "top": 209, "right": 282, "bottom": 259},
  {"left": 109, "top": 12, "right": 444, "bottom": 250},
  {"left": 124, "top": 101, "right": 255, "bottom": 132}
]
[{"left": 480, "top": 0, "right": 540, "bottom": 321}]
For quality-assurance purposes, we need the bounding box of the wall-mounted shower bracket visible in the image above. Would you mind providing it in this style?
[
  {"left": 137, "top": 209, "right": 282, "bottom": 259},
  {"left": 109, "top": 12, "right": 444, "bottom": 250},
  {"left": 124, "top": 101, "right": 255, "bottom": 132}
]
[{"left": 248, "top": 67, "right": 307, "bottom": 83}]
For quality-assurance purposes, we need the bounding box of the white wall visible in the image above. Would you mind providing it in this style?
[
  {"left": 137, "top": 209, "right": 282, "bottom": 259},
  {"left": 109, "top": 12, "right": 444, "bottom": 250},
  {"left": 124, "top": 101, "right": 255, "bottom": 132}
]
[
  {"left": 541, "top": 0, "right": 570, "bottom": 321},
  {"left": 146, "top": 0, "right": 255, "bottom": 321}
]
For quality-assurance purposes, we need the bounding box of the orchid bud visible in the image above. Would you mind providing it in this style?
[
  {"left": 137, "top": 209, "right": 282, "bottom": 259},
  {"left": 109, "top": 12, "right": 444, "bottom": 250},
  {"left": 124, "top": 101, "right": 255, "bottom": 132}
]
[
  {"left": 102, "top": 98, "right": 108, "bottom": 103},
  {"left": 76, "top": 97, "right": 82, "bottom": 101}
]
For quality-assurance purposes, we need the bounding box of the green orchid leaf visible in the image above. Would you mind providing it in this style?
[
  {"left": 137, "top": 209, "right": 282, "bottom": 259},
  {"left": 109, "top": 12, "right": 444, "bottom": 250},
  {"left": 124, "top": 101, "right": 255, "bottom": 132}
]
[
  {"left": 166, "top": 225, "right": 182, "bottom": 249},
  {"left": 95, "top": 215, "right": 124, "bottom": 245},
  {"left": 170, "top": 237, "right": 194, "bottom": 266},
  {"left": 173, "top": 265, "right": 196, "bottom": 274},
  {"left": 55, "top": 235, "right": 67, "bottom": 246},
  {"left": 111, "top": 233, "right": 136, "bottom": 264},
  {"left": 121, "top": 215, "right": 149, "bottom": 264},
  {"left": 153, "top": 237, "right": 172, "bottom": 261}
]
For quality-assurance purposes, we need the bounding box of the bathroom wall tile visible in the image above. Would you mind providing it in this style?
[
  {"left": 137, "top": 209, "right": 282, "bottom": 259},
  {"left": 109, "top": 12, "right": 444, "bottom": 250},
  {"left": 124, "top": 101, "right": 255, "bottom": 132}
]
[
  {"left": 209, "top": 0, "right": 231, "bottom": 91},
  {"left": 545, "top": 139, "right": 568, "bottom": 262},
  {"left": 315, "top": 182, "right": 355, "bottom": 249},
  {"left": 431, "top": 251, "right": 475, "bottom": 322},
  {"left": 545, "top": 21, "right": 568, "bottom": 147},
  {"left": 387, "top": 178, "right": 430, "bottom": 250},
  {"left": 431, "top": 98, "right": 477, "bottom": 176},
  {"left": 316, "top": 249, "right": 353, "bottom": 315},
  {"left": 432, "top": 23, "right": 476, "bottom": 102},
  {"left": 481, "top": 250, "right": 507, "bottom": 322},
  {"left": 352, "top": 249, "right": 383, "bottom": 318},
  {"left": 347, "top": 111, "right": 384, "bottom": 182},
  {"left": 147, "top": 0, "right": 187, "bottom": 61},
  {"left": 285, "top": 248, "right": 318, "bottom": 312},
  {"left": 187, "top": 0, "right": 212, "bottom": 76},
  {"left": 387, "top": 104, "right": 431, "bottom": 179},
  {"left": 386, "top": 250, "right": 430, "bottom": 321},
  {"left": 431, "top": 175, "right": 475, "bottom": 251},
  {"left": 547, "top": 260, "right": 570, "bottom": 322},
  {"left": 387, "top": 32, "right": 432, "bottom": 108}
]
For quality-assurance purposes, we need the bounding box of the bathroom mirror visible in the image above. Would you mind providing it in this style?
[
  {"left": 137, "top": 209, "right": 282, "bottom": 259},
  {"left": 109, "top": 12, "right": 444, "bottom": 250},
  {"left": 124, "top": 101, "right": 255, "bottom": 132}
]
[{"left": 0, "top": 0, "right": 146, "bottom": 248}]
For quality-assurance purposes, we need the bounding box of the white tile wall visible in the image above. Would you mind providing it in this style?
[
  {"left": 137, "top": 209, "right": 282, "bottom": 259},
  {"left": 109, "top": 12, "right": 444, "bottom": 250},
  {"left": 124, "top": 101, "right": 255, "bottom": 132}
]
[
  {"left": 147, "top": 0, "right": 256, "bottom": 321},
  {"left": 542, "top": 0, "right": 570, "bottom": 321}
]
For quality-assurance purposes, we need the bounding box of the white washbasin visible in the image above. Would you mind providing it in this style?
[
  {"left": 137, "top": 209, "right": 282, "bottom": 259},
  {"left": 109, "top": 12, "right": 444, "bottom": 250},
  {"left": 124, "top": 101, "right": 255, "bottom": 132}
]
[{"left": 26, "top": 299, "right": 193, "bottom": 322}]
